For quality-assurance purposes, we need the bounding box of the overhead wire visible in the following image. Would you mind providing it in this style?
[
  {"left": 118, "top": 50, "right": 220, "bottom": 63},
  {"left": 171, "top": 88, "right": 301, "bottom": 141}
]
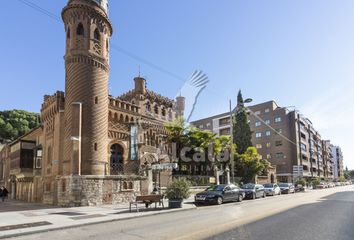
[{"left": 15, "top": 0, "right": 299, "bottom": 149}]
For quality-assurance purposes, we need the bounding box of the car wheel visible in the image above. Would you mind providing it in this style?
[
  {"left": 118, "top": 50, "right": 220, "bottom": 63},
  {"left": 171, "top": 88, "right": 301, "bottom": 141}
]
[
  {"left": 252, "top": 193, "right": 256, "bottom": 200},
  {"left": 263, "top": 192, "right": 266, "bottom": 198},
  {"left": 279, "top": 191, "right": 281, "bottom": 195},
  {"left": 216, "top": 197, "right": 223, "bottom": 205},
  {"left": 238, "top": 195, "right": 243, "bottom": 202}
]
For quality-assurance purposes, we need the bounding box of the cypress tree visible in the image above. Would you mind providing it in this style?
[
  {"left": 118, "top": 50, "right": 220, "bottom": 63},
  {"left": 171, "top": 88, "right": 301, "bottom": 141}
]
[{"left": 233, "top": 90, "right": 253, "bottom": 154}]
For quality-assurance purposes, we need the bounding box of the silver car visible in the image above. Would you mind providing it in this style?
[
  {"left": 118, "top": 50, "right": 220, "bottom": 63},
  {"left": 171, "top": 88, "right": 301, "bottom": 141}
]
[{"left": 263, "top": 183, "right": 281, "bottom": 196}]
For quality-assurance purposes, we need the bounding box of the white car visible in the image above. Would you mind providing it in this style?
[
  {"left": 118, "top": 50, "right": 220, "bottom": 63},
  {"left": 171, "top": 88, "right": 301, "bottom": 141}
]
[{"left": 263, "top": 183, "right": 281, "bottom": 196}]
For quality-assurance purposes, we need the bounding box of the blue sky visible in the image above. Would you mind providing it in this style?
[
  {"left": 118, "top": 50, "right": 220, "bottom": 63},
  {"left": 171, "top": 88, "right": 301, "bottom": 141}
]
[{"left": 1, "top": 0, "right": 353, "bottom": 168}]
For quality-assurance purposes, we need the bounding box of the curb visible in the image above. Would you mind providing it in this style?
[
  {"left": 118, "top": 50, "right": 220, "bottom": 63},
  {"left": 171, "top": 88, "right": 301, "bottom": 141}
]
[{"left": 0, "top": 206, "right": 197, "bottom": 239}]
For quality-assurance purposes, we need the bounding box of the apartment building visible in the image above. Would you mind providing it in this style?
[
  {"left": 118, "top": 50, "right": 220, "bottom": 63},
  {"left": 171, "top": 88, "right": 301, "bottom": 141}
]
[
  {"left": 191, "top": 112, "right": 231, "bottom": 136},
  {"left": 322, "top": 140, "right": 334, "bottom": 179},
  {"left": 331, "top": 145, "right": 344, "bottom": 180},
  {"left": 191, "top": 100, "right": 337, "bottom": 182}
]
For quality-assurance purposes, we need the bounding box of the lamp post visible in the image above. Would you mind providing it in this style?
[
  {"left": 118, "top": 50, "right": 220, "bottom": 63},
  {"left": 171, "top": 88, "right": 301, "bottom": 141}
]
[{"left": 229, "top": 97, "right": 253, "bottom": 183}]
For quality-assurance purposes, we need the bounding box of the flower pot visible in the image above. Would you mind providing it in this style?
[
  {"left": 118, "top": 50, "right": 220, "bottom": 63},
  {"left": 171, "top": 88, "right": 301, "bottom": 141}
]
[{"left": 168, "top": 199, "right": 183, "bottom": 208}]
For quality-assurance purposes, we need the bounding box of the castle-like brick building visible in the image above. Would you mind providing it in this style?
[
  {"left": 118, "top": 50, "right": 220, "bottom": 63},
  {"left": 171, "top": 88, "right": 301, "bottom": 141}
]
[{"left": 0, "top": 0, "right": 184, "bottom": 206}]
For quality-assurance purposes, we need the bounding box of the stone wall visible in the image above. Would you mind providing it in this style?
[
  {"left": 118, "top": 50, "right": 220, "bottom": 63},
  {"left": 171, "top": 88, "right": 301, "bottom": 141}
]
[{"left": 57, "top": 175, "right": 147, "bottom": 207}]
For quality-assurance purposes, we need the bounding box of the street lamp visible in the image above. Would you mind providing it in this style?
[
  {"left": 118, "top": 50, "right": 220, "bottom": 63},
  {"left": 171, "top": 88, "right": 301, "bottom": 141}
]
[
  {"left": 243, "top": 98, "right": 253, "bottom": 104},
  {"left": 229, "top": 97, "right": 253, "bottom": 183}
]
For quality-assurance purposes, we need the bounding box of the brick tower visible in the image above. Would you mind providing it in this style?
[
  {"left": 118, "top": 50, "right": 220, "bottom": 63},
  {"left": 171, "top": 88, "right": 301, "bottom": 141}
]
[{"left": 62, "top": 0, "right": 113, "bottom": 175}]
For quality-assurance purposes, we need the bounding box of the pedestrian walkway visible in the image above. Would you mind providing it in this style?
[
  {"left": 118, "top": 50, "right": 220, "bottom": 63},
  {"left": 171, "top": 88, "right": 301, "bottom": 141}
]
[{"left": 0, "top": 198, "right": 197, "bottom": 239}]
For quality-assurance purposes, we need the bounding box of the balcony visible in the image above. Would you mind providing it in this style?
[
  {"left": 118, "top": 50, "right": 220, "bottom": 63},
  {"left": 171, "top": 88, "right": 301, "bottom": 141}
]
[
  {"left": 299, "top": 125, "right": 307, "bottom": 134},
  {"left": 219, "top": 119, "right": 231, "bottom": 127}
]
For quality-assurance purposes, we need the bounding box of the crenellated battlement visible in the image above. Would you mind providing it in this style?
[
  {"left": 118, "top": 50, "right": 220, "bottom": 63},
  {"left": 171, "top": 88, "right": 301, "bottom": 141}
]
[
  {"left": 41, "top": 91, "right": 65, "bottom": 123},
  {"left": 109, "top": 97, "right": 139, "bottom": 113}
]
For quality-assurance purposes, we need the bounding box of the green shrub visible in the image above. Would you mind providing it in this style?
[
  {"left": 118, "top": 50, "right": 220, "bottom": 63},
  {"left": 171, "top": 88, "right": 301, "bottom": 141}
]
[
  {"left": 165, "top": 178, "right": 191, "bottom": 200},
  {"left": 311, "top": 177, "right": 321, "bottom": 186},
  {"left": 296, "top": 179, "right": 306, "bottom": 186}
]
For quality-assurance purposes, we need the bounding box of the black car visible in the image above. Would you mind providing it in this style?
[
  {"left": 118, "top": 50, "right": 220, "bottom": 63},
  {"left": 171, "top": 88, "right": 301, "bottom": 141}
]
[
  {"left": 279, "top": 183, "right": 295, "bottom": 194},
  {"left": 195, "top": 184, "right": 244, "bottom": 205},
  {"left": 241, "top": 183, "right": 266, "bottom": 199},
  {"left": 295, "top": 184, "right": 305, "bottom": 192}
]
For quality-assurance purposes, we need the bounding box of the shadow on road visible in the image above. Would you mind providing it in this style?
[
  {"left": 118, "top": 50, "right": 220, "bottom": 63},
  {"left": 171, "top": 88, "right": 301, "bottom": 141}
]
[
  {"left": 206, "top": 191, "right": 354, "bottom": 240},
  {"left": 0, "top": 200, "right": 60, "bottom": 212}
]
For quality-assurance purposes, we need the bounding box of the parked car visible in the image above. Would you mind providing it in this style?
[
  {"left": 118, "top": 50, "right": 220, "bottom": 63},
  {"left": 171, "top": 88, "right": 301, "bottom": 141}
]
[
  {"left": 316, "top": 182, "right": 327, "bottom": 189},
  {"left": 263, "top": 183, "right": 281, "bottom": 196},
  {"left": 335, "top": 182, "right": 341, "bottom": 187},
  {"left": 194, "top": 184, "right": 244, "bottom": 205},
  {"left": 279, "top": 183, "right": 295, "bottom": 194},
  {"left": 295, "top": 184, "right": 305, "bottom": 192},
  {"left": 328, "top": 182, "right": 335, "bottom": 188},
  {"left": 241, "top": 183, "right": 266, "bottom": 199}
]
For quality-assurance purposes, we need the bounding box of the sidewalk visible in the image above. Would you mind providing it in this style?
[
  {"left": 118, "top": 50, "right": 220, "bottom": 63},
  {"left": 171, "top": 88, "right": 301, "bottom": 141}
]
[{"left": 0, "top": 198, "right": 197, "bottom": 239}]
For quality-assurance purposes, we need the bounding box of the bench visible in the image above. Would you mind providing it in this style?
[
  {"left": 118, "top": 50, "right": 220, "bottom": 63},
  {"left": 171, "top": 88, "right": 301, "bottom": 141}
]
[{"left": 129, "top": 195, "right": 164, "bottom": 212}]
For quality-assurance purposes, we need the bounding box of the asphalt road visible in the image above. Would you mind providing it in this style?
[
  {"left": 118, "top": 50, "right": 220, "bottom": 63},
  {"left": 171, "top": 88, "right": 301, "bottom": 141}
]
[{"left": 11, "top": 186, "right": 354, "bottom": 240}]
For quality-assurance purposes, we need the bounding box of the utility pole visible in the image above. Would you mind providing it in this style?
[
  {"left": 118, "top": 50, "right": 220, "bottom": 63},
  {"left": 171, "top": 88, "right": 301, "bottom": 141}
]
[
  {"left": 229, "top": 95, "right": 253, "bottom": 184},
  {"left": 229, "top": 99, "right": 235, "bottom": 183}
]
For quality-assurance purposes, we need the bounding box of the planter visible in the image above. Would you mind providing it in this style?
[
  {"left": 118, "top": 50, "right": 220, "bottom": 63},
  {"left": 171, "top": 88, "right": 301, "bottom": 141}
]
[{"left": 168, "top": 199, "right": 183, "bottom": 208}]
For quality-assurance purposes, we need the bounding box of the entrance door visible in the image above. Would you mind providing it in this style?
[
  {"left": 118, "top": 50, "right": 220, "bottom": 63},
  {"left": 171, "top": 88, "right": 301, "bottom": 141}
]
[{"left": 110, "top": 144, "right": 124, "bottom": 175}]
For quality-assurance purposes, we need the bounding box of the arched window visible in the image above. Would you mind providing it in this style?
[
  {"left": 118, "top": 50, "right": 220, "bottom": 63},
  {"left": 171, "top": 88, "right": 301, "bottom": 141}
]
[
  {"left": 77, "top": 23, "right": 84, "bottom": 36},
  {"left": 47, "top": 146, "right": 52, "bottom": 165},
  {"left": 154, "top": 105, "right": 159, "bottom": 114},
  {"left": 110, "top": 144, "right": 124, "bottom": 175},
  {"left": 94, "top": 28, "right": 100, "bottom": 41},
  {"left": 146, "top": 102, "right": 151, "bottom": 112},
  {"left": 168, "top": 110, "right": 173, "bottom": 119},
  {"left": 67, "top": 28, "right": 71, "bottom": 39}
]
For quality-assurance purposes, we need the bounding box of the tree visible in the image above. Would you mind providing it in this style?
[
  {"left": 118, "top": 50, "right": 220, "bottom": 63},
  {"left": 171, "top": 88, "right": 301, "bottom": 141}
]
[
  {"left": 165, "top": 118, "right": 232, "bottom": 175},
  {"left": 344, "top": 166, "right": 352, "bottom": 180},
  {"left": 234, "top": 147, "right": 268, "bottom": 183},
  {"left": 338, "top": 176, "right": 346, "bottom": 183},
  {"left": 0, "top": 110, "right": 39, "bottom": 141},
  {"left": 349, "top": 170, "right": 354, "bottom": 179},
  {"left": 232, "top": 90, "right": 253, "bottom": 154}
]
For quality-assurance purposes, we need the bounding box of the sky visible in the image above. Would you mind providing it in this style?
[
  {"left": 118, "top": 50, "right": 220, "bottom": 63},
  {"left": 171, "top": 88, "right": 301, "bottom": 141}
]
[{"left": 0, "top": 0, "right": 353, "bottom": 168}]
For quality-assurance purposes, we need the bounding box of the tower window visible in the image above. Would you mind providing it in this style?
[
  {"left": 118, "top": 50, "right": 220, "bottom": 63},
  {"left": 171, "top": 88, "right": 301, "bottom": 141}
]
[
  {"left": 67, "top": 28, "right": 71, "bottom": 39},
  {"left": 94, "top": 28, "right": 100, "bottom": 41},
  {"left": 77, "top": 23, "right": 84, "bottom": 36},
  {"left": 94, "top": 143, "right": 98, "bottom": 151},
  {"left": 95, "top": 97, "right": 98, "bottom": 104}
]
